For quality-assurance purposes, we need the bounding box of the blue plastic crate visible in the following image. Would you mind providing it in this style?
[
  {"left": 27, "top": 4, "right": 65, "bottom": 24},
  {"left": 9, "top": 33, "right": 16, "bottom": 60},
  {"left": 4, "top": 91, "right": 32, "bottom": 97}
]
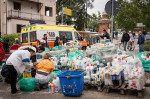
[
  {"left": 111, "top": 75, "right": 116, "bottom": 80},
  {"left": 57, "top": 70, "right": 84, "bottom": 96}
]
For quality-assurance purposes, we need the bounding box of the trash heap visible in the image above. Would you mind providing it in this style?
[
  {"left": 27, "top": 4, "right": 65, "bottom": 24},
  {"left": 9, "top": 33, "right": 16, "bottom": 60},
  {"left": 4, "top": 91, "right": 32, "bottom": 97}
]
[
  {"left": 86, "top": 40, "right": 117, "bottom": 60},
  {"left": 15, "top": 40, "right": 147, "bottom": 97}
]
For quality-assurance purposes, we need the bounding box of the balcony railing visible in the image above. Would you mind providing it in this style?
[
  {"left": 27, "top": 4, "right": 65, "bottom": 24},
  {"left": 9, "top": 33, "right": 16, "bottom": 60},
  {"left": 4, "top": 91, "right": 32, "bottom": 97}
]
[
  {"left": 8, "top": 10, "right": 44, "bottom": 22},
  {"left": 14, "top": 0, "right": 43, "bottom": 4}
]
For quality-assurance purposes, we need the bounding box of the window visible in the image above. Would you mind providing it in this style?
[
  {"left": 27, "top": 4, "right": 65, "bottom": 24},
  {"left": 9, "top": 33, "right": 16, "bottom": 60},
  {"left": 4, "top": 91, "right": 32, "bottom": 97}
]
[
  {"left": 14, "top": 2, "right": 21, "bottom": 10},
  {"left": 17, "top": 24, "right": 21, "bottom": 33},
  {"left": 74, "top": 32, "right": 81, "bottom": 40},
  {"left": 59, "top": 31, "right": 72, "bottom": 40},
  {"left": 22, "top": 33, "right": 28, "bottom": 43},
  {"left": 45, "top": 7, "right": 52, "bottom": 16},
  {"left": 30, "top": 31, "right": 37, "bottom": 42}
]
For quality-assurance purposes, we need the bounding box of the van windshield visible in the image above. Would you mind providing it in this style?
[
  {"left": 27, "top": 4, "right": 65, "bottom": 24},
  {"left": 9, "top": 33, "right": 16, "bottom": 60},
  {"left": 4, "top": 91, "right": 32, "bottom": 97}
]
[
  {"left": 22, "top": 32, "right": 28, "bottom": 43},
  {"left": 59, "top": 31, "right": 72, "bottom": 40},
  {"left": 30, "top": 31, "right": 37, "bottom": 42},
  {"left": 74, "top": 32, "right": 81, "bottom": 40}
]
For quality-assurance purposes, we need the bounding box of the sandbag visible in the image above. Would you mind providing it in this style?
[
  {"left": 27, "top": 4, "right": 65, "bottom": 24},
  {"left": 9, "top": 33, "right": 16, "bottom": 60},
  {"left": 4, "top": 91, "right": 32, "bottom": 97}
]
[{"left": 18, "top": 77, "right": 36, "bottom": 92}]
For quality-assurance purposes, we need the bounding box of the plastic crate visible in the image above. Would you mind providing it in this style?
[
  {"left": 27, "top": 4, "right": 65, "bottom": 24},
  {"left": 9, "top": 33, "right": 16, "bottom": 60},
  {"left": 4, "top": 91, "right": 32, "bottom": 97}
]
[
  {"left": 111, "top": 75, "right": 116, "bottom": 80},
  {"left": 115, "top": 74, "right": 121, "bottom": 80},
  {"left": 57, "top": 70, "right": 84, "bottom": 96}
]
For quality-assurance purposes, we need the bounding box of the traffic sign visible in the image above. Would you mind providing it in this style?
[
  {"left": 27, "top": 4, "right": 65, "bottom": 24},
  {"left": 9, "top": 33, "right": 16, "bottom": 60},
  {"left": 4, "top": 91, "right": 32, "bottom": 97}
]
[
  {"left": 64, "top": 8, "right": 72, "bottom": 16},
  {"left": 105, "top": 0, "right": 120, "bottom": 15}
]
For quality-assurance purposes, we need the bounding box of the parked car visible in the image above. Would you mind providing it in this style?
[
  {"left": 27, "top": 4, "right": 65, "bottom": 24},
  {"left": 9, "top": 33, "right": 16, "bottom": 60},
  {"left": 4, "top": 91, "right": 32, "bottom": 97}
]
[{"left": 146, "top": 32, "right": 150, "bottom": 40}]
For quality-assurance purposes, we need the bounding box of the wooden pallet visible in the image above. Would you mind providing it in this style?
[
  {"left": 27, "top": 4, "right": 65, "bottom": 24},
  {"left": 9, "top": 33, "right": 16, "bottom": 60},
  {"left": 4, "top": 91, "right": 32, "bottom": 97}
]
[
  {"left": 104, "top": 82, "right": 145, "bottom": 98},
  {"left": 84, "top": 82, "right": 105, "bottom": 92}
]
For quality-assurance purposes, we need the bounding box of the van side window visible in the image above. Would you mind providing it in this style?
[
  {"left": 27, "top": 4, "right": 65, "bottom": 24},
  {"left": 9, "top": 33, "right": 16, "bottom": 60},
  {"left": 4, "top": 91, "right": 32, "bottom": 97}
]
[
  {"left": 30, "top": 31, "right": 37, "bottom": 42},
  {"left": 74, "top": 32, "right": 80, "bottom": 40},
  {"left": 59, "top": 31, "right": 72, "bottom": 40},
  {"left": 22, "top": 33, "right": 28, "bottom": 43}
]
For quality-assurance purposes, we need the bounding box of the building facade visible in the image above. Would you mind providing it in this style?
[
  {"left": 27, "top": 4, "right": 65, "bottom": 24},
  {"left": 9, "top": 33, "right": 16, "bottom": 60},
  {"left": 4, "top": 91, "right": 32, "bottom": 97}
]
[
  {"left": 98, "top": 11, "right": 111, "bottom": 34},
  {"left": 0, "top": 0, "right": 56, "bottom": 35}
]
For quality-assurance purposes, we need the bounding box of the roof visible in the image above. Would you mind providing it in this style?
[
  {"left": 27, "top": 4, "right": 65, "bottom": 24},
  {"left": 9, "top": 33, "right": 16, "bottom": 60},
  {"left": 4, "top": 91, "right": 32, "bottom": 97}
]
[
  {"left": 21, "top": 24, "right": 77, "bottom": 33},
  {"left": 79, "top": 31, "right": 98, "bottom": 34}
]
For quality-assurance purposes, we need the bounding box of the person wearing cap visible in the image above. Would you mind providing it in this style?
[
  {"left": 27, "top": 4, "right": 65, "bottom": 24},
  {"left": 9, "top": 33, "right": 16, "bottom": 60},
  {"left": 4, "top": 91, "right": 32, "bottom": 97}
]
[
  {"left": 0, "top": 38, "right": 6, "bottom": 65},
  {"left": 13, "top": 38, "right": 20, "bottom": 45},
  {"left": 129, "top": 31, "right": 134, "bottom": 42},
  {"left": 121, "top": 29, "right": 130, "bottom": 51},
  {"left": 41, "top": 34, "right": 48, "bottom": 47},
  {"left": 6, "top": 47, "right": 37, "bottom": 94}
]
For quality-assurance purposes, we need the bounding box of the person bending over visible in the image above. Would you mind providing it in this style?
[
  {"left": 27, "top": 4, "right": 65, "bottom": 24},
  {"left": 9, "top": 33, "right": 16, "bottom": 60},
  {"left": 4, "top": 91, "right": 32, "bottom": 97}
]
[{"left": 35, "top": 53, "right": 54, "bottom": 90}]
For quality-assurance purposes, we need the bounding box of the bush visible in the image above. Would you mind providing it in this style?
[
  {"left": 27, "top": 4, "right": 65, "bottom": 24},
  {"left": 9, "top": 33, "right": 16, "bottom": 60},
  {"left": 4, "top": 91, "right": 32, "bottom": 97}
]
[
  {"left": 143, "top": 40, "right": 150, "bottom": 51},
  {"left": 2, "top": 33, "right": 21, "bottom": 47}
]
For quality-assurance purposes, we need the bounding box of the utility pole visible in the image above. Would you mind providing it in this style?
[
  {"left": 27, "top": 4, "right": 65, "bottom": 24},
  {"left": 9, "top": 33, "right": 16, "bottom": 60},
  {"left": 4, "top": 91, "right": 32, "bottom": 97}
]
[
  {"left": 111, "top": 0, "right": 114, "bottom": 43},
  {"left": 85, "top": 0, "right": 88, "bottom": 28},
  {"left": 61, "top": 5, "right": 64, "bottom": 25}
]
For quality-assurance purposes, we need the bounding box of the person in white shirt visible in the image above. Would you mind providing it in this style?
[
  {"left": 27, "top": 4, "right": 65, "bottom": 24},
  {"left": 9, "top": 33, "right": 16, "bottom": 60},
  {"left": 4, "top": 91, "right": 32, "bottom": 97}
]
[{"left": 6, "top": 48, "right": 37, "bottom": 94}]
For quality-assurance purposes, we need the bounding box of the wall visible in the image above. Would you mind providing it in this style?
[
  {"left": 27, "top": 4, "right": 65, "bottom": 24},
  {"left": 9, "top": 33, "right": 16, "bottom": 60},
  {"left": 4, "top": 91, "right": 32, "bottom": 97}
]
[
  {"left": 98, "top": 23, "right": 110, "bottom": 34},
  {"left": 40, "top": 0, "right": 56, "bottom": 25},
  {"left": 7, "top": 19, "right": 29, "bottom": 34},
  {"left": 1, "top": 0, "right": 56, "bottom": 34}
]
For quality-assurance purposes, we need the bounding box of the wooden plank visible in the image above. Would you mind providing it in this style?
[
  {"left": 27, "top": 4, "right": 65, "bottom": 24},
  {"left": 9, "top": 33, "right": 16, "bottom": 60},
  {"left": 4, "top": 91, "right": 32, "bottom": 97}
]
[{"left": 121, "top": 82, "right": 127, "bottom": 89}]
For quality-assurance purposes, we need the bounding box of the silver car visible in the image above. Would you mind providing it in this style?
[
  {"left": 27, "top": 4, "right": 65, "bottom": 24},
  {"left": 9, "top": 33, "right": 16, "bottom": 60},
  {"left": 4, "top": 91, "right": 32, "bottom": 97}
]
[{"left": 146, "top": 32, "right": 150, "bottom": 40}]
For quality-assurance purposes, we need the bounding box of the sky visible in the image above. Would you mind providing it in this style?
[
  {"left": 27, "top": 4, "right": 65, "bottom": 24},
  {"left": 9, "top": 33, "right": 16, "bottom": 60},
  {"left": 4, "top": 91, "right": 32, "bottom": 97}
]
[{"left": 87, "top": 0, "right": 110, "bottom": 15}]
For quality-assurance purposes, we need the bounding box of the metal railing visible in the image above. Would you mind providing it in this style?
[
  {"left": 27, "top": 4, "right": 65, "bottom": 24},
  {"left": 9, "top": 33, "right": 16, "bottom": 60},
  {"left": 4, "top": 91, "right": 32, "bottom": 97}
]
[
  {"left": 8, "top": 10, "right": 43, "bottom": 21},
  {"left": 14, "top": 0, "right": 42, "bottom": 3}
]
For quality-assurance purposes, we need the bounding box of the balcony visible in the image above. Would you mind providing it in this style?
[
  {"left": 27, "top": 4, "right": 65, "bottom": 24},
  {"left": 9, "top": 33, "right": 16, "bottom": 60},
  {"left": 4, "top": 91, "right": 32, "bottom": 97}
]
[
  {"left": 8, "top": 10, "right": 44, "bottom": 22},
  {"left": 14, "top": 0, "right": 43, "bottom": 4}
]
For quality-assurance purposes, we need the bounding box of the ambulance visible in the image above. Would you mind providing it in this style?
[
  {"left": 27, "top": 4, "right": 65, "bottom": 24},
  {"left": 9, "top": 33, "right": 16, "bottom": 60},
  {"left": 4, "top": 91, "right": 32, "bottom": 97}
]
[{"left": 21, "top": 22, "right": 87, "bottom": 49}]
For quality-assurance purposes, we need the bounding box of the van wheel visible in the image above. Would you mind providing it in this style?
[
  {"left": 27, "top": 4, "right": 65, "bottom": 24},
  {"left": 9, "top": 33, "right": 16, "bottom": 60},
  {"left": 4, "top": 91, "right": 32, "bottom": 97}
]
[{"left": 82, "top": 46, "right": 86, "bottom": 50}]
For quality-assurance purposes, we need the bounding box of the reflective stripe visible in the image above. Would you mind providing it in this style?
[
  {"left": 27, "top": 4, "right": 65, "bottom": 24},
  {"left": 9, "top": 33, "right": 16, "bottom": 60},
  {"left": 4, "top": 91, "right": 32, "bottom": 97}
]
[{"left": 22, "top": 59, "right": 30, "bottom": 62}]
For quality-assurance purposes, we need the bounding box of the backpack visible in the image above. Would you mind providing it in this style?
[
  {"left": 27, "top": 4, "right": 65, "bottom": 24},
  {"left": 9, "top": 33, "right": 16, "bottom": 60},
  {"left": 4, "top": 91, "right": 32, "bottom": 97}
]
[{"left": 1, "top": 64, "right": 10, "bottom": 78}]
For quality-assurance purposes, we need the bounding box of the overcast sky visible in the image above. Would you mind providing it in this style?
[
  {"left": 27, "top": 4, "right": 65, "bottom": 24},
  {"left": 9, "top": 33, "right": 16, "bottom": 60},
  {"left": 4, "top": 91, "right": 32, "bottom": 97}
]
[{"left": 87, "top": 0, "right": 110, "bottom": 15}]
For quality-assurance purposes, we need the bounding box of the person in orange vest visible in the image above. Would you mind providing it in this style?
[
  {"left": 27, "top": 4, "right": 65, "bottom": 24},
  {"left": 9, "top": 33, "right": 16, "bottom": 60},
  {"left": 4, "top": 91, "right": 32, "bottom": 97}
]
[{"left": 35, "top": 53, "right": 54, "bottom": 90}]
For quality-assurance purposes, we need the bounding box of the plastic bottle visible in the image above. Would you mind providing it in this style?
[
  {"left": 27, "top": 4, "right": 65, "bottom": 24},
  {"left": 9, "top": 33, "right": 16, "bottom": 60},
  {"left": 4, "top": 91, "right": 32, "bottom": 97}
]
[
  {"left": 90, "top": 64, "right": 94, "bottom": 75},
  {"left": 52, "top": 77, "right": 61, "bottom": 93},
  {"left": 48, "top": 82, "right": 51, "bottom": 93},
  {"left": 86, "top": 64, "right": 90, "bottom": 76},
  {"left": 51, "top": 83, "right": 55, "bottom": 94}
]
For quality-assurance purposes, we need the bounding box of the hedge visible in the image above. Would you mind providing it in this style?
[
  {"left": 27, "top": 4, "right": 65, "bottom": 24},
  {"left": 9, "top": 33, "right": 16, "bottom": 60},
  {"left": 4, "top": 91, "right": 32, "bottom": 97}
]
[
  {"left": 143, "top": 40, "right": 150, "bottom": 51},
  {"left": 2, "top": 33, "right": 21, "bottom": 47}
]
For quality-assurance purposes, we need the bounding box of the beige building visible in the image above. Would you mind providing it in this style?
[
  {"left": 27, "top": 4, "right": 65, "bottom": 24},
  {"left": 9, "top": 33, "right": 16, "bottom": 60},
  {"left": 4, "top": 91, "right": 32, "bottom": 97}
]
[{"left": 0, "top": 0, "right": 56, "bottom": 35}]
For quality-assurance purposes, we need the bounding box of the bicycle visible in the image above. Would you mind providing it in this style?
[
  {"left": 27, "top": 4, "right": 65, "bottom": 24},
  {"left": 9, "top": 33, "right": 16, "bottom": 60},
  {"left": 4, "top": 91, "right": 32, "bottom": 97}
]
[{"left": 127, "top": 41, "right": 135, "bottom": 51}]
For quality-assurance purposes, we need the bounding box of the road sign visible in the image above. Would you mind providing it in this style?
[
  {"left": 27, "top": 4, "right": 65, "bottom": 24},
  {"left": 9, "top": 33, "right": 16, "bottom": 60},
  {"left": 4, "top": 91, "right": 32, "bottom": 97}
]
[
  {"left": 105, "top": 0, "right": 120, "bottom": 15},
  {"left": 136, "top": 23, "right": 145, "bottom": 27},
  {"left": 64, "top": 8, "right": 72, "bottom": 16}
]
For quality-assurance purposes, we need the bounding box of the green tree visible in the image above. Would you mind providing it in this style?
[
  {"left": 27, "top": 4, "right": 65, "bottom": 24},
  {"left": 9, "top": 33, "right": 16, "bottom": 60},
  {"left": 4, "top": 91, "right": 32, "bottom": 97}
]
[
  {"left": 56, "top": 0, "right": 95, "bottom": 31},
  {"left": 87, "top": 11, "right": 101, "bottom": 32},
  {"left": 114, "top": 0, "right": 150, "bottom": 31}
]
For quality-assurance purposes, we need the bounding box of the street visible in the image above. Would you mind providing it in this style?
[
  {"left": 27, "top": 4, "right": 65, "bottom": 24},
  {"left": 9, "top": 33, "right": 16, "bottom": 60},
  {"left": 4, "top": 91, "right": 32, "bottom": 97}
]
[{"left": 0, "top": 38, "right": 150, "bottom": 99}]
